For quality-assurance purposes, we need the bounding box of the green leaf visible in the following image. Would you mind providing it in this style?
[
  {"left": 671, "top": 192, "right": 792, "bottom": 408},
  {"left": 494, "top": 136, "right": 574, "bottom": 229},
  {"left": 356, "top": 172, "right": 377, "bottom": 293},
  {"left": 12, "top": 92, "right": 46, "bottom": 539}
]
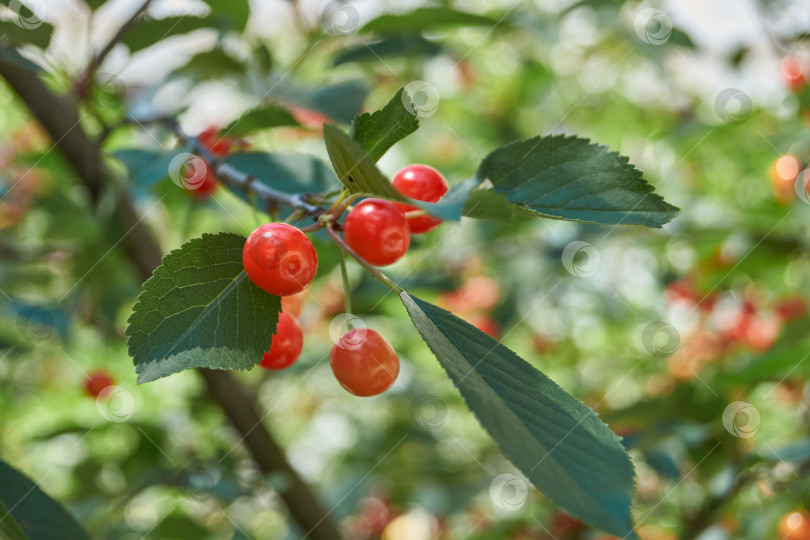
[
  {"left": 123, "top": 16, "right": 213, "bottom": 53},
  {"left": 350, "top": 88, "right": 419, "bottom": 163},
  {"left": 323, "top": 123, "right": 403, "bottom": 199},
  {"left": 223, "top": 105, "right": 301, "bottom": 137},
  {"left": 173, "top": 49, "right": 245, "bottom": 80},
  {"left": 224, "top": 152, "right": 338, "bottom": 194},
  {"left": 400, "top": 293, "right": 638, "bottom": 538},
  {"left": 0, "top": 18, "right": 53, "bottom": 49},
  {"left": 0, "top": 459, "right": 91, "bottom": 540},
  {"left": 202, "top": 0, "right": 249, "bottom": 31},
  {"left": 272, "top": 80, "right": 369, "bottom": 125},
  {"left": 113, "top": 148, "right": 174, "bottom": 188},
  {"left": 82, "top": 0, "right": 106, "bottom": 10},
  {"left": 462, "top": 188, "right": 513, "bottom": 222},
  {"left": 333, "top": 34, "right": 442, "bottom": 66},
  {"left": 361, "top": 7, "right": 500, "bottom": 33},
  {"left": 476, "top": 135, "right": 680, "bottom": 227},
  {"left": 0, "top": 499, "right": 28, "bottom": 540},
  {"left": 126, "top": 233, "right": 281, "bottom": 383},
  {"left": 324, "top": 124, "right": 469, "bottom": 221}
]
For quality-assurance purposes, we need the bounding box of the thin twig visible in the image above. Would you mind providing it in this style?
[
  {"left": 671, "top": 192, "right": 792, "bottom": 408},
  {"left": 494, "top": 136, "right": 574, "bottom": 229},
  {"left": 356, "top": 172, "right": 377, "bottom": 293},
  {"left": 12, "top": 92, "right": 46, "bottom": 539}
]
[
  {"left": 337, "top": 248, "right": 352, "bottom": 314},
  {"left": 325, "top": 225, "right": 403, "bottom": 293},
  {"left": 85, "top": 0, "right": 153, "bottom": 79},
  {"left": 163, "top": 118, "right": 325, "bottom": 217}
]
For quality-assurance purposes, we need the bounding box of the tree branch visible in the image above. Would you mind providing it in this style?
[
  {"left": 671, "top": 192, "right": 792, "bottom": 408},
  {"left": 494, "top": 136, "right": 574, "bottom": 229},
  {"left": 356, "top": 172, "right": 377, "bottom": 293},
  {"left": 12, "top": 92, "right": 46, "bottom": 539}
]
[
  {"left": 166, "top": 118, "right": 325, "bottom": 217},
  {"left": 0, "top": 56, "right": 342, "bottom": 540},
  {"left": 83, "top": 0, "right": 153, "bottom": 81}
]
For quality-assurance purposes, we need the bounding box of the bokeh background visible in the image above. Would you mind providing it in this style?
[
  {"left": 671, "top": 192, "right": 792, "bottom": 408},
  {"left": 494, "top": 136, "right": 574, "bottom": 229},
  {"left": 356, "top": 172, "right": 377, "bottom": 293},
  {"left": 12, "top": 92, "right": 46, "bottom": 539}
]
[{"left": 2, "top": 0, "right": 810, "bottom": 539}]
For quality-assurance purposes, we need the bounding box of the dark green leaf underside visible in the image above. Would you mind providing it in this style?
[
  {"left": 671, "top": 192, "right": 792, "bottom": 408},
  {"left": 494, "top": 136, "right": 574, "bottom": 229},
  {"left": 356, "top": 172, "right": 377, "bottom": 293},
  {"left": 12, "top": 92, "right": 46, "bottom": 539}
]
[
  {"left": 173, "top": 49, "right": 245, "bottom": 80},
  {"left": 476, "top": 135, "right": 679, "bottom": 228},
  {"left": 126, "top": 233, "right": 281, "bottom": 383},
  {"left": 0, "top": 459, "right": 91, "bottom": 540},
  {"left": 224, "top": 152, "right": 338, "bottom": 195},
  {"left": 114, "top": 148, "right": 176, "bottom": 188},
  {"left": 361, "top": 7, "right": 499, "bottom": 33},
  {"left": 0, "top": 19, "right": 53, "bottom": 49},
  {"left": 400, "top": 293, "right": 637, "bottom": 537},
  {"left": 123, "top": 16, "right": 213, "bottom": 52},
  {"left": 224, "top": 104, "right": 301, "bottom": 136},
  {"left": 333, "top": 34, "right": 442, "bottom": 66}
]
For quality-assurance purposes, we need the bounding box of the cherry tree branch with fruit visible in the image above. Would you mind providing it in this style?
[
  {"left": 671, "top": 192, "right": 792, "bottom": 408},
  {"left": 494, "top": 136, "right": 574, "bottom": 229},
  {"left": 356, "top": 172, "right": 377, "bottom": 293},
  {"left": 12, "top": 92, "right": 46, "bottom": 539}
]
[{"left": 117, "top": 83, "right": 679, "bottom": 538}]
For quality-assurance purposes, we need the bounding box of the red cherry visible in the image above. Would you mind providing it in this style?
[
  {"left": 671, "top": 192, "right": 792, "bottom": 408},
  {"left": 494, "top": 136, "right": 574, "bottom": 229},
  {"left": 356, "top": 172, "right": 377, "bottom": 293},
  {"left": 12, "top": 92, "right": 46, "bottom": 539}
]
[
  {"left": 778, "top": 511, "right": 810, "bottom": 539},
  {"left": 330, "top": 329, "right": 399, "bottom": 396},
  {"left": 665, "top": 280, "right": 695, "bottom": 304},
  {"left": 780, "top": 56, "right": 807, "bottom": 92},
  {"left": 187, "top": 166, "right": 219, "bottom": 199},
  {"left": 198, "top": 127, "right": 233, "bottom": 157},
  {"left": 243, "top": 223, "right": 318, "bottom": 297},
  {"left": 281, "top": 293, "right": 304, "bottom": 318},
  {"left": 392, "top": 164, "right": 449, "bottom": 234},
  {"left": 745, "top": 317, "right": 781, "bottom": 352},
  {"left": 776, "top": 296, "right": 808, "bottom": 322},
  {"left": 343, "top": 199, "right": 410, "bottom": 266},
  {"left": 769, "top": 154, "right": 801, "bottom": 205},
  {"left": 466, "top": 314, "right": 500, "bottom": 339},
  {"left": 551, "top": 513, "right": 585, "bottom": 535},
  {"left": 260, "top": 312, "right": 304, "bottom": 370},
  {"left": 84, "top": 370, "right": 114, "bottom": 398}
]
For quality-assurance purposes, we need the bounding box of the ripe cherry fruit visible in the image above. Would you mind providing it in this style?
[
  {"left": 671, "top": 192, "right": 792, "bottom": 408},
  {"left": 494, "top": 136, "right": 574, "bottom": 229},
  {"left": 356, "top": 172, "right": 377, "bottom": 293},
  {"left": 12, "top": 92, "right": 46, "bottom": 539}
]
[
  {"left": 198, "top": 127, "right": 234, "bottom": 157},
  {"left": 778, "top": 511, "right": 810, "bottom": 540},
  {"left": 343, "top": 199, "right": 410, "bottom": 266},
  {"left": 330, "top": 329, "right": 399, "bottom": 396},
  {"left": 392, "top": 164, "right": 449, "bottom": 234},
  {"left": 780, "top": 56, "right": 807, "bottom": 92},
  {"left": 243, "top": 223, "right": 318, "bottom": 297},
  {"left": 185, "top": 127, "right": 235, "bottom": 200},
  {"left": 769, "top": 153, "right": 802, "bottom": 204},
  {"left": 281, "top": 293, "right": 304, "bottom": 318},
  {"left": 260, "top": 312, "right": 304, "bottom": 370},
  {"left": 84, "top": 370, "right": 114, "bottom": 398},
  {"left": 466, "top": 314, "right": 501, "bottom": 339}
]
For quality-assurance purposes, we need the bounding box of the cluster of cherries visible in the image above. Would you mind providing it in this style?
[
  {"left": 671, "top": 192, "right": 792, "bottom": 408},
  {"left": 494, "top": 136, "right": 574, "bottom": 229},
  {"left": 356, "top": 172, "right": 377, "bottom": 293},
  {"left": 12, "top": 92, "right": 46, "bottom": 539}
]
[
  {"left": 662, "top": 279, "right": 806, "bottom": 383},
  {"left": 242, "top": 164, "right": 450, "bottom": 397}
]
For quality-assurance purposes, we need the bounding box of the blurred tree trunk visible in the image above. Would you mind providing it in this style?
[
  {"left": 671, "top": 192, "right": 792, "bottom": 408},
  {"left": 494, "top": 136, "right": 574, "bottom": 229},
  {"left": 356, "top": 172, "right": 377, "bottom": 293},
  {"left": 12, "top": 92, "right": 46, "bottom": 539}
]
[{"left": 0, "top": 56, "right": 342, "bottom": 540}]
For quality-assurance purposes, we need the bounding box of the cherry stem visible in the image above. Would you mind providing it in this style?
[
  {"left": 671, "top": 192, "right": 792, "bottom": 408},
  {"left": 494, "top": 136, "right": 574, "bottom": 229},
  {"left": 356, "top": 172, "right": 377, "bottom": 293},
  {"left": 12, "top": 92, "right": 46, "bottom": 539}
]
[
  {"left": 404, "top": 210, "right": 427, "bottom": 219},
  {"left": 337, "top": 249, "right": 352, "bottom": 315},
  {"left": 81, "top": 0, "right": 153, "bottom": 87},
  {"left": 330, "top": 192, "right": 368, "bottom": 222},
  {"left": 299, "top": 222, "right": 325, "bottom": 233},
  {"left": 325, "top": 226, "right": 403, "bottom": 294}
]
